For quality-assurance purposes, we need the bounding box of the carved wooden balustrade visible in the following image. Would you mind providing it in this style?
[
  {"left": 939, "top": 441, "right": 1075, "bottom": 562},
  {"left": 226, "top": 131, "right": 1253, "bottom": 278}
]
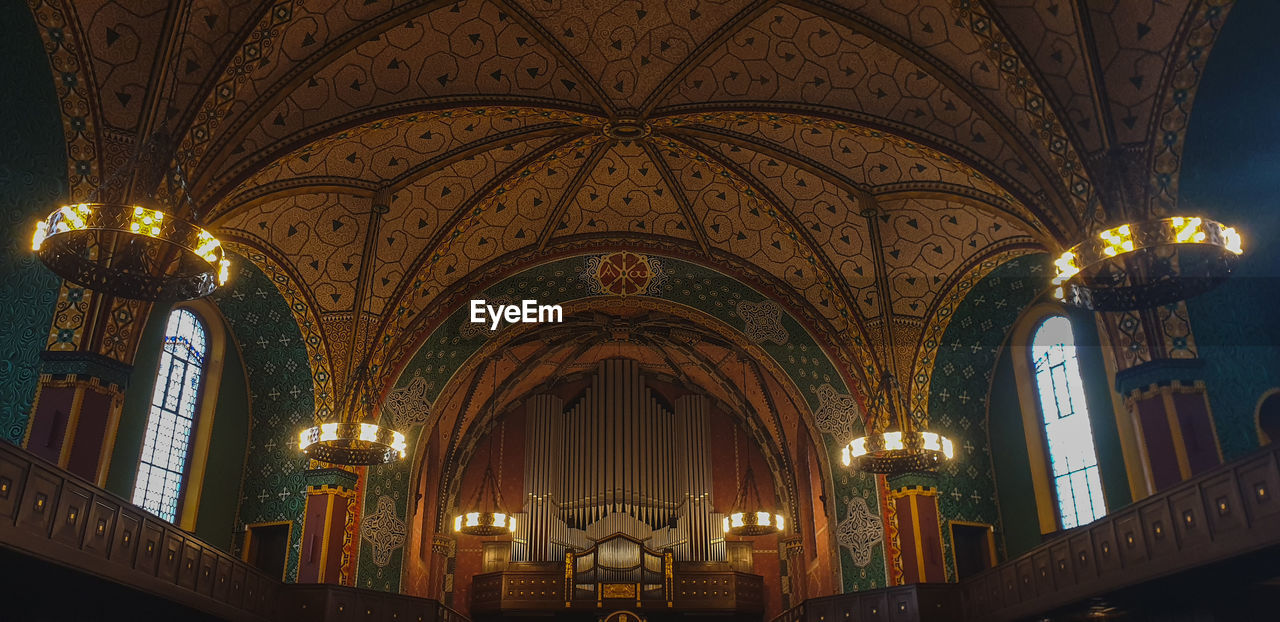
[
  {"left": 771, "top": 444, "right": 1280, "bottom": 622},
  {"left": 0, "top": 440, "right": 466, "bottom": 622}
]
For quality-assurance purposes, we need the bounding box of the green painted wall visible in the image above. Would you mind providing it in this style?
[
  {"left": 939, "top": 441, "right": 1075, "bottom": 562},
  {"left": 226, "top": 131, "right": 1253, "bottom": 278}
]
[
  {"left": 105, "top": 303, "right": 251, "bottom": 552},
  {"left": 0, "top": 2, "right": 65, "bottom": 444},
  {"left": 987, "top": 348, "right": 1038, "bottom": 556},
  {"left": 1179, "top": 0, "right": 1280, "bottom": 460},
  {"left": 1070, "top": 310, "right": 1131, "bottom": 513},
  {"left": 216, "top": 256, "right": 316, "bottom": 582},
  {"left": 927, "top": 254, "right": 1047, "bottom": 578},
  {"left": 105, "top": 305, "right": 172, "bottom": 497},
  {"left": 194, "top": 335, "right": 250, "bottom": 549}
]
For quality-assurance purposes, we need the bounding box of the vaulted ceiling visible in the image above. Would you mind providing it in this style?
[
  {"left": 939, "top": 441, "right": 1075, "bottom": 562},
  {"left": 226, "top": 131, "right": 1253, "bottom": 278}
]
[{"left": 33, "top": 0, "right": 1230, "bottom": 400}]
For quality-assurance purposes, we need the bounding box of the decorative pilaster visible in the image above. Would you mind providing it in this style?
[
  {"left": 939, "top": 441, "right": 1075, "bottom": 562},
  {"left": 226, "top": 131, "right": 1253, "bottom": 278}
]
[
  {"left": 24, "top": 350, "right": 130, "bottom": 485},
  {"left": 1100, "top": 305, "right": 1221, "bottom": 491},
  {"left": 886, "top": 475, "right": 945, "bottom": 584},
  {"left": 779, "top": 535, "right": 803, "bottom": 604},
  {"left": 1116, "top": 361, "right": 1222, "bottom": 491},
  {"left": 298, "top": 468, "right": 359, "bottom": 584}
]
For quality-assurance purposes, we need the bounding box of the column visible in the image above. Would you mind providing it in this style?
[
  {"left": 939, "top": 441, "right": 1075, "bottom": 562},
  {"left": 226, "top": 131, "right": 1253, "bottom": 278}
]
[
  {"left": 887, "top": 475, "right": 945, "bottom": 584},
  {"left": 297, "top": 468, "right": 358, "bottom": 584},
  {"left": 1099, "top": 305, "right": 1221, "bottom": 491},
  {"left": 25, "top": 350, "right": 129, "bottom": 484}
]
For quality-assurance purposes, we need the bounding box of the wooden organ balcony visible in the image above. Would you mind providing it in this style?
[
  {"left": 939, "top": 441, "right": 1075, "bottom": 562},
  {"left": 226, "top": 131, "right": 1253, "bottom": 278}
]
[{"left": 471, "top": 533, "right": 764, "bottom": 620}]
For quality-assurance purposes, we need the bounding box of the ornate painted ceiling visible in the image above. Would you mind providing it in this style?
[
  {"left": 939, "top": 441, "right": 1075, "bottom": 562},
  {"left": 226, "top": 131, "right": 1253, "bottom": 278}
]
[{"left": 30, "top": 0, "right": 1231, "bottom": 402}]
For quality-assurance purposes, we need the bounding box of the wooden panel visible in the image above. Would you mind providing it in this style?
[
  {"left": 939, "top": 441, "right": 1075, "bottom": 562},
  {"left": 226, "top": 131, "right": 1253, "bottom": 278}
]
[
  {"left": 1113, "top": 511, "right": 1148, "bottom": 568},
  {"left": 1014, "top": 558, "right": 1037, "bottom": 601},
  {"left": 1090, "top": 521, "right": 1121, "bottom": 579},
  {"left": 178, "top": 540, "right": 202, "bottom": 590},
  {"left": 887, "top": 586, "right": 917, "bottom": 622},
  {"left": 82, "top": 497, "right": 118, "bottom": 558},
  {"left": 1201, "top": 472, "right": 1247, "bottom": 538},
  {"left": 0, "top": 450, "right": 27, "bottom": 521},
  {"left": 860, "top": 590, "right": 888, "bottom": 620},
  {"left": 1139, "top": 499, "right": 1176, "bottom": 561},
  {"left": 1235, "top": 453, "right": 1280, "bottom": 525},
  {"left": 16, "top": 465, "right": 61, "bottom": 535},
  {"left": 227, "top": 564, "right": 247, "bottom": 608},
  {"left": 213, "top": 555, "right": 234, "bottom": 601},
  {"left": 1049, "top": 541, "right": 1074, "bottom": 591},
  {"left": 1068, "top": 532, "right": 1097, "bottom": 584},
  {"left": 136, "top": 520, "right": 165, "bottom": 575},
  {"left": 999, "top": 564, "right": 1020, "bottom": 608},
  {"left": 111, "top": 509, "right": 142, "bottom": 567},
  {"left": 196, "top": 547, "right": 218, "bottom": 596},
  {"left": 1169, "top": 487, "right": 1209, "bottom": 551},
  {"left": 1031, "top": 550, "right": 1054, "bottom": 595},
  {"left": 50, "top": 481, "right": 91, "bottom": 547},
  {"left": 158, "top": 529, "right": 184, "bottom": 584}
]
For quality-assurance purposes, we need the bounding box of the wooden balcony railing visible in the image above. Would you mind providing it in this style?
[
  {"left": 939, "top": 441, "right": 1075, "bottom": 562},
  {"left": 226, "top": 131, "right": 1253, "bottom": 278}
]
[
  {"left": 0, "top": 440, "right": 467, "bottom": 622},
  {"left": 7, "top": 435, "right": 1279, "bottom": 622},
  {"left": 772, "top": 444, "right": 1280, "bottom": 622}
]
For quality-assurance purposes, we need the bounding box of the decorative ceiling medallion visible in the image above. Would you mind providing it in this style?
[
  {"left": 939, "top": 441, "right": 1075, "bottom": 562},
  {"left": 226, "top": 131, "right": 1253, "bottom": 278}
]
[
  {"left": 1052, "top": 216, "right": 1244, "bottom": 311},
  {"left": 602, "top": 120, "right": 652, "bottom": 141},
  {"left": 32, "top": 203, "right": 230, "bottom": 301},
  {"left": 590, "top": 251, "right": 659, "bottom": 296}
]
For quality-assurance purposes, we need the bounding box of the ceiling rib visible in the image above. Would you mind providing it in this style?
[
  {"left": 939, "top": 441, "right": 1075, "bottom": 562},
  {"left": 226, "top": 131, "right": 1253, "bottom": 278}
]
[
  {"left": 368, "top": 132, "right": 587, "bottom": 364},
  {"left": 637, "top": 0, "right": 775, "bottom": 117},
  {"left": 188, "top": 0, "right": 464, "bottom": 191},
  {"left": 490, "top": 0, "right": 616, "bottom": 117},
  {"left": 537, "top": 140, "right": 611, "bottom": 250},
  {"left": 640, "top": 140, "right": 713, "bottom": 257},
  {"left": 669, "top": 133, "right": 872, "bottom": 350}
]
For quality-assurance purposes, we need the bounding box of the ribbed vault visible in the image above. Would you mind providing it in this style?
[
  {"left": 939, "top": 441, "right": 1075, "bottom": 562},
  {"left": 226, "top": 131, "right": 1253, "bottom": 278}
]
[{"left": 30, "top": 0, "right": 1232, "bottom": 409}]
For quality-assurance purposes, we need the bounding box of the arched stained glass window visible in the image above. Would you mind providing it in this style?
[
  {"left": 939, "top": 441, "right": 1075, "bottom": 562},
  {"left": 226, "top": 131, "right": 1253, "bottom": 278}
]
[
  {"left": 132, "top": 309, "right": 208, "bottom": 522},
  {"left": 1032, "top": 315, "right": 1106, "bottom": 529}
]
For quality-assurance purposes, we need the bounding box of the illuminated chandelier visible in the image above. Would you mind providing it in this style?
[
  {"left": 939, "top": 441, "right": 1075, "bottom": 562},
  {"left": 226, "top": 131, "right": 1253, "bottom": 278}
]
[
  {"left": 31, "top": 14, "right": 230, "bottom": 302},
  {"left": 33, "top": 201, "right": 230, "bottom": 301},
  {"left": 297, "top": 311, "right": 405, "bottom": 465},
  {"left": 452, "top": 461, "right": 518, "bottom": 536},
  {"left": 842, "top": 208, "right": 954, "bottom": 475},
  {"left": 299, "top": 202, "right": 405, "bottom": 466},
  {"left": 841, "top": 371, "right": 955, "bottom": 474},
  {"left": 298, "top": 376, "right": 407, "bottom": 465},
  {"left": 722, "top": 462, "right": 786, "bottom": 537},
  {"left": 1051, "top": 216, "right": 1243, "bottom": 311},
  {"left": 723, "top": 373, "right": 785, "bottom": 537},
  {"left": 454, "top": 365, "right": 517, "bottom": 536}
]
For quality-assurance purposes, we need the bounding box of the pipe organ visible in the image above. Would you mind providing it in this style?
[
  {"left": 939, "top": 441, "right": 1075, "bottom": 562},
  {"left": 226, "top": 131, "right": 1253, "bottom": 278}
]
[{"left": 514, "top": 359, "right": 724, "bottom": 563}]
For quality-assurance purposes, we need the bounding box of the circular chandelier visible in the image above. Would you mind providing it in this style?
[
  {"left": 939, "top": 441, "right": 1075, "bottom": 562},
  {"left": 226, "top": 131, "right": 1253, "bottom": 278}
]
[
  {"left": 454, "top": 362, "right": 517, "bottom": 536},
  {"left": 452, "top": 459, "right": 517, "bottom": 536},
  {"left": 32, "top": 202, "right": 230, "bottom": 301},
  {"left": 299, "top": 422, "right": 406, "bottom": 465},
  {"left": 843, "top": 209, "right": 956, "bottom": 476},
  {"left": 722, "top": 386, "right": 785, "bottom": 537},
  {"left": 842, "top": 429, "right": 955, "bottom": 474},
  {"left": 842, "top": 370, "right": 955, "bottom": 476},
  {"left": 723, "top": 510, "right": 785, "bottom": 537},
  {"left": 1051, "top": 216, "right": 1243, "bottom": 311},
  {"left": 453, "top": 509, "right": 517, "bottom": 536}
]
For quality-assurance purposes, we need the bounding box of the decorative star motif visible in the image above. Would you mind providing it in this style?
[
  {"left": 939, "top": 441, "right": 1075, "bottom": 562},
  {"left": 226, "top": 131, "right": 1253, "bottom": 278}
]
[
  {"left": 837, "top": 496, "right": 882, "bottom": 568},
  {"left": 361, "top": 495, "right": 406, "bottom": 567}
]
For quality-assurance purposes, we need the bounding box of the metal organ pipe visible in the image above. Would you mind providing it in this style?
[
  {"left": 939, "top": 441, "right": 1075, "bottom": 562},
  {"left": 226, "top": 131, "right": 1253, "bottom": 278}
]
[{"left": 516, "top": 360, "right": 720, "bottom": 562}]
